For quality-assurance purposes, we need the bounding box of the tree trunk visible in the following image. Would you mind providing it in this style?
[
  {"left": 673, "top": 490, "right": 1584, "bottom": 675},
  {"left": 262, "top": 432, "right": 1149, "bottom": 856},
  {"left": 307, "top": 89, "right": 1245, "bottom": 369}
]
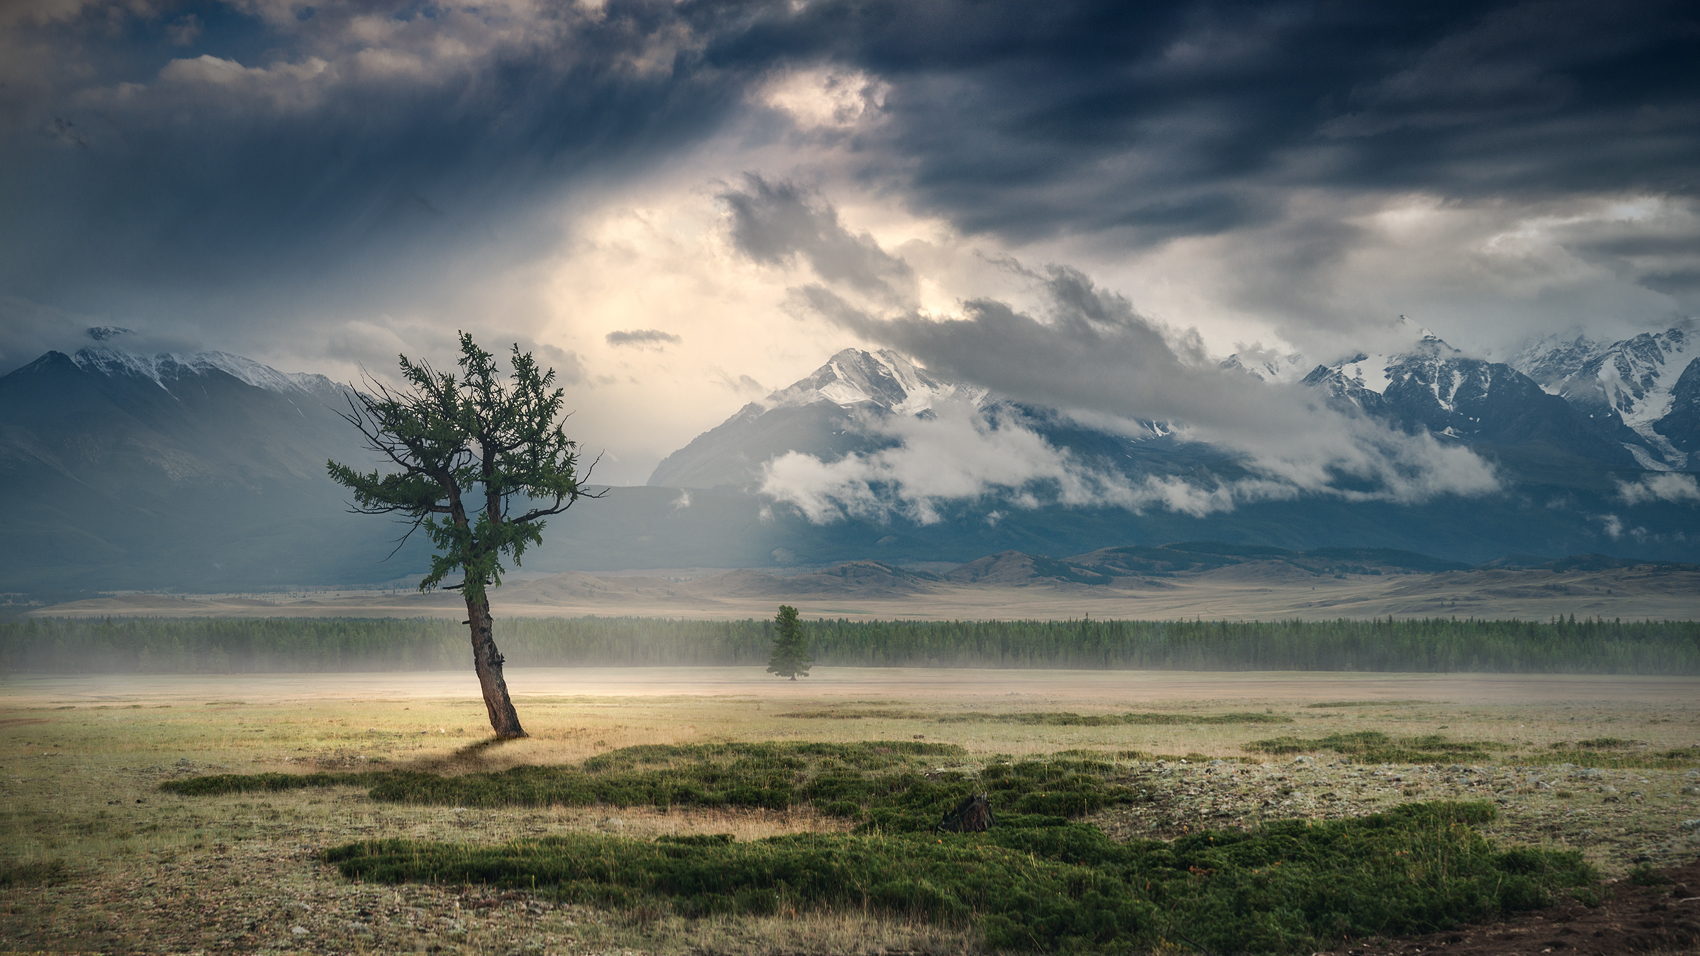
[{"left": 465, "top": 594, "right": 526, "bottom": 738}]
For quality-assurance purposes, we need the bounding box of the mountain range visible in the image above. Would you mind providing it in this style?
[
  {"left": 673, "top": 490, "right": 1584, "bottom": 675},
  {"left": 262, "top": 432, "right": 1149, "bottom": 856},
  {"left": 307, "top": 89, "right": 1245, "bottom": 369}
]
[
  {"left": 650, "top": 322, "right": 1700, "bottom": 497},
  {"left": 4, "top": 323, "right": 1699, "bottom": 598},
  {"left": 0, "top": 344, "right": 432, "bottom": 598}
]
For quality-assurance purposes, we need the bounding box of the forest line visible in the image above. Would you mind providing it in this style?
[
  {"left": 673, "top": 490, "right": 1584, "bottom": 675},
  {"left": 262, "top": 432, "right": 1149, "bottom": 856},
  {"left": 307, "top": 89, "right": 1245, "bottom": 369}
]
[{"left": 2, "top": 614, "right": 1696, "bottom": 674}]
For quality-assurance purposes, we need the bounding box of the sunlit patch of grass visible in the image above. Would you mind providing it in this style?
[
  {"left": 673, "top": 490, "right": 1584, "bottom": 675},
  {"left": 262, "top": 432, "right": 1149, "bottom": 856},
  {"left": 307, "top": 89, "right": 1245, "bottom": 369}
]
[{"left": 324, "top": 801, "right": 1593, "bottom": 955}]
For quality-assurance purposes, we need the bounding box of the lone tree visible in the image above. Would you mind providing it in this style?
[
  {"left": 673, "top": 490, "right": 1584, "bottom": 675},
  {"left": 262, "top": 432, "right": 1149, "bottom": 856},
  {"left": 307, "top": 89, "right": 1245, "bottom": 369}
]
[
  {"left": 766, "top": 604, "right": 811, "bottom": 680},
  {"left": 328, "top": 332, "right": 595, "bottom": 738}
]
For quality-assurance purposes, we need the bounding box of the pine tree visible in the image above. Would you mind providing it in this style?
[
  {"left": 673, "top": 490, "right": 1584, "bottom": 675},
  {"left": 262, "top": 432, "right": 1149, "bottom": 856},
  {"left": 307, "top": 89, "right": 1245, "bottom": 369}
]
[{"left": 766, "top": 604, "right": 811, "bottom": 680}]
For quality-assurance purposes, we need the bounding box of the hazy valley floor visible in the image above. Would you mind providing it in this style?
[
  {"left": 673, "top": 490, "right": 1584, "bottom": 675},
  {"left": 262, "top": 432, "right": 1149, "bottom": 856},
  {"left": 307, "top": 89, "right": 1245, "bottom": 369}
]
[{"left": 31, "top": 561, "right": 1700, "bottom": 621}]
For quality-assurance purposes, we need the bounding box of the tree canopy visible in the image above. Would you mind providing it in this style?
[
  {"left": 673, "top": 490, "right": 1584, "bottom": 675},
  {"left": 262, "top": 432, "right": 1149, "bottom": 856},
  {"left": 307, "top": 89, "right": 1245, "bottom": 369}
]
[{"left": 766, "top": 604, "right": 812, "bottom": 680}]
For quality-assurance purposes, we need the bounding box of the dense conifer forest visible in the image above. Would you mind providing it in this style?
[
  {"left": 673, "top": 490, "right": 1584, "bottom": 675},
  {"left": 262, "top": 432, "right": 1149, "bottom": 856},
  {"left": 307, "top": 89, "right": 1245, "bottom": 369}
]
[{"left": 2, "top": 615, "right": 1695, "bottom": 674}]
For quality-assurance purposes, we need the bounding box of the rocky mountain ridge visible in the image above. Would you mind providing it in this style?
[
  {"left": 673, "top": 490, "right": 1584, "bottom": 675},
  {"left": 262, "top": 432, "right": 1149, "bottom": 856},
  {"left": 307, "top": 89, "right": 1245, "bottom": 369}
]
[
  {"left": 1509, "top": 327, "right": 1696, "bottom": 468},
  {"left": 1298, "top": 326, "right": 1638, "bottom": 466}
]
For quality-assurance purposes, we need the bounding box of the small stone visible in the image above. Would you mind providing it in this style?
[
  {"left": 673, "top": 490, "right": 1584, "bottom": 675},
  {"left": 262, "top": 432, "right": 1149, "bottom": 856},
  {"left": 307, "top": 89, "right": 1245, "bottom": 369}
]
[
  {"left": 1680, "top": 819, "right": 1700, "bottom": 831},
  {"left": 290, "top": 925, "right": 309, "bottom": 937}
]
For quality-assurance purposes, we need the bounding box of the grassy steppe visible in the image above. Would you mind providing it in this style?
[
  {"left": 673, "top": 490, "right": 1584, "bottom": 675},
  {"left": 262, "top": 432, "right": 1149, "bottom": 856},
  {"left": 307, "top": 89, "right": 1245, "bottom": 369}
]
[{"left": 1, "top": 667, "right": 1697, "bottom": 954}]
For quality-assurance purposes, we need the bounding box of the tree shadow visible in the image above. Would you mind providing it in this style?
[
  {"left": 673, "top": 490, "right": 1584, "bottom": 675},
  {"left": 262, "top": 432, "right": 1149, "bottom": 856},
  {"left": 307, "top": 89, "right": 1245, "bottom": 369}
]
[{"left": 396, "top": 734, "right": 529, "bottom": 774}]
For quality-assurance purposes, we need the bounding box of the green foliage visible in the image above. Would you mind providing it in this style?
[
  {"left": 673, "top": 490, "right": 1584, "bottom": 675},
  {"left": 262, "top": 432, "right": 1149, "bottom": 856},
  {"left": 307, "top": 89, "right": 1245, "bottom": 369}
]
[
  {"left": 159, "top": 741, "right": 1125, "bottom": 828},
  {"left": 7, "top": 614, "right": 1698, "bottom": 674},
  {"left": 765, "top": 604, "right": 811, "bottom": 680},
  {"left": 1628, "top": 863, "right": 1671, "bottom": 886},
  {"left": 1245, "top": 731, "right": 1512, "bottom": 764},
  {"left": 326, "top": 333, "right": 589, "bottom": 602},
  {"left": 322, "top": 801, "right": 1593, "bottom": 954}
]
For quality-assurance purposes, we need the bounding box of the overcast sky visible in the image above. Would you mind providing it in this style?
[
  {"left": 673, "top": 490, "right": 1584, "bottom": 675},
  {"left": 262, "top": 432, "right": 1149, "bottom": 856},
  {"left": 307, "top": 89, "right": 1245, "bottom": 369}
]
[{"left": 3, "top": 0, "right": 1697, "bottom": 484}]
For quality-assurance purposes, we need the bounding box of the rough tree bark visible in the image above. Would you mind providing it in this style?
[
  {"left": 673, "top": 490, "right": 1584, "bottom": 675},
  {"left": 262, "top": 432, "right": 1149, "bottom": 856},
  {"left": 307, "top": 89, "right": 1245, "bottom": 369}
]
[{"left": 465, "top": 594, "right": 525, "bottom": 738}]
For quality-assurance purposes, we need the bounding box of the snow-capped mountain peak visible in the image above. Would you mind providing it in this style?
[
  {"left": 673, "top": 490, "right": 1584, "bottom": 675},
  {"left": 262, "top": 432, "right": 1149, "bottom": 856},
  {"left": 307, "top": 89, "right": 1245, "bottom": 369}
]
[
  {"left": 1513, "top": 327, "right": 1691, "bottom": 422},
  {"left": 66, "top": 345, "right": 338, "bottom": 396},
  {"left": 1297, "top": 325, "right": 1641, "bottom": 465},
  {"left": 1330, "top": 351, "right": 1396, "bottom": 394},
  {"left": 760, "top": 348, "right": 979, "bottom": 414},
  {"left": 1510, "top": 326, "right": 1696, "bottom": 468},
  {"left": 1218, "top": 349, "right": 1310, "bottom": 384}
]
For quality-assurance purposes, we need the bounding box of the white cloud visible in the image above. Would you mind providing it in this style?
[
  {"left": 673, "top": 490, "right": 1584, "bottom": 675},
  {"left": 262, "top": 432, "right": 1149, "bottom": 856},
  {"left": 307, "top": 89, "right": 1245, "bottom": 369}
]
[
  {"left": 1617, "top": 473, "right": 1700, "bottom": 506},
  {"left": 755, "top": 394, "right": 1491, "bottom": 526},
  {"left": 153, "top": 55, "right": 335, "bottom": 112},
  {"left": 759, "top": 67, "right": 889, "bottom": 131}
]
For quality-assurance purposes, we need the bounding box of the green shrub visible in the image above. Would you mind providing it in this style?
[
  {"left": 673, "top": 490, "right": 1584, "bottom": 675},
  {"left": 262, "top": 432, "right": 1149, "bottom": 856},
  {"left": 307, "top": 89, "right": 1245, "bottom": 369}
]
[
  {"left": 1245, "top": 732, "right": 1509, "bottom": 763},
  {"left": 323, "top": 801, "right": 1592, "bottom": 954},
  {"left": 161, "top": 741, "right": 1134, "bottom": 828}
]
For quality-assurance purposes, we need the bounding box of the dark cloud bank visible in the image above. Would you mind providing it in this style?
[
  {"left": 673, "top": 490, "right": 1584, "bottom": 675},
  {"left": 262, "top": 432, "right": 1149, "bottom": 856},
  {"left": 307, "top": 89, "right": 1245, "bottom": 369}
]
[{"left": 4, "top": 0, "right": 1697, "bottom": 368}]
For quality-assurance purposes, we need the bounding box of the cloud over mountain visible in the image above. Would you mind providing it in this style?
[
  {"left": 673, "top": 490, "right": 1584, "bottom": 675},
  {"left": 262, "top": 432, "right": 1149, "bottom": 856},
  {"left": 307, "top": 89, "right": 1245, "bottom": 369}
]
[{"left": 721, "top": 179, "right": 1501, "bottom": 519}]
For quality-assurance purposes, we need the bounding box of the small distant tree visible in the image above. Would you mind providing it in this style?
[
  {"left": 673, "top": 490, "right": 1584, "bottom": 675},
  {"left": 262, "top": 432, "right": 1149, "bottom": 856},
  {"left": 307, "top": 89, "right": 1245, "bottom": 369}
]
[
  {"left": 327, "top": 332, "right": 596, "bottom": 738},
  {"left": 766, "top": 605, "right": 811, "bottom": 680}
]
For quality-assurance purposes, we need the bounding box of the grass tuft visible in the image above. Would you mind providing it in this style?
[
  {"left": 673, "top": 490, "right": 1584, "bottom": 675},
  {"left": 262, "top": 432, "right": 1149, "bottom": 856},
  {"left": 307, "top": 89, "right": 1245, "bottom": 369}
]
[
  {"left": 1244, "top": 731, "right": 1511, "bottom": 763},
  {"left": 1519, "top": 746, "right": 1700, "bottom": 770},
  {"left": 0, "top": 859, "right": 70, "bottom": 887}
]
